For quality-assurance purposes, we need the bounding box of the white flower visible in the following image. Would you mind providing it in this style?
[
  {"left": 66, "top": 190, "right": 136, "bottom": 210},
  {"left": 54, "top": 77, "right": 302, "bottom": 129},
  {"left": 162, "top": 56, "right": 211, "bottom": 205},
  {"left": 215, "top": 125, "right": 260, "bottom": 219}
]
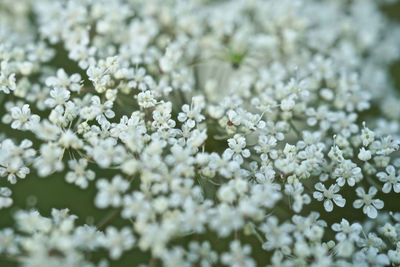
[
  {"left": 100, "top": 226, "right": 135, "bottom": 260},
  {"left": 137, "top": 90, "right": 157, "bottom": 108},
  {"left": 380, "top": 223, "right": 397, "bottom": 239},
  {"left": 95, "top": 176, "right": 130, "bottom": 208},
  {"left": 305, "top": 105, "right": 335, "bottom": 130},
  {"left": 227, "top": 109, "right": 241, "bottom": 126},
  {"left": 353, "top": 247, "right": 389, "bottom": 267},
  {"left": 328, "top": 145, "right": 344, "bottom": 162},
  {"left": 187, "top": 241, "right": 218, "bottom": 266},
  {"left": 388, "top": 244, "right": 400, "bottom": 265},
  {"left": 353, "top": 187, "right": 384, "bottom": 218},
  {"left": 332, "top": 112, "right": 359, "bottom": 138},
  {"left": 66, "top": 159, "right": 95, "bottom": 189},
  {"left": 45, "top": 69, "right": 81, "bottom": 92},
  {"left": 0, "top": 0, "right": 400, "bottom": 265},
  {"left": 10, "top": 104, "right": 40, "bottom": 130},
  {"left": 82, "top": 96, "right": 115, "bottom": 124},
  {"left": 187, "top": 129, "right": 207, "bottom": 147},
  {"left": 361, "top": 124, "right": 375, "bottom": 146},
  {"left": 58, "top": 128, "right": 81, "bottom": 148},
  {"left": 33, "top": 142, "right": 64, "bottom": 177},
  {"left": 0, "top": 71, "right": 16, "bottom": 94},
  {"left": 0, "top": 228, "right": 19, "bottom": 255},
  {"left": 221, "top": 241, "right": 255, "bottom": 267},
  {"left": 0, "top": 187, "right": 12, "bottom": 209},
  {"left": 178, "top": 102, "right": 205, "bottom": 128},
  {"left": 208, "top": 151, "right": 240, "bottom": 179},
  {"left": 45, "top": 87, "right": 70, "bottom": 108},
  {"left": 254, "top": 135, "right": 277, "bottom": 156},
  {"left": 87, "top": 65, "right": 110, "bottom": 93},
  {"left": 377, "top": 165, "right": 400, "bottom": 193},
  {"left": 313, "top": 182, "right": 346, "bottom": 212},
  {"left": 358, "top": 147, "right": 372, "bottom": 161},
  {"left": 280, "top": 95, "right": 296, "bottom": 111},
  {"left": 208, "top": 204, "right": 243, "bottom": 237},
  {"left": 284, "top": 180, "right": 310, "bottom": 213},
  {"left": 14, "top": 210, "right": 52, "bottom": 234},
  {"left": 86, "top": 137, "right": 126, "bottom": 168},
  {"left": 225, "top": 134, "right": 250, "bottom": 164},
  {"left": 218, "top": 184, "right": 236, "bottom": 203},
  {"left": 336, "top": 240, "right": 355, "bottom": 258},
  {"left": 260, "top": 216, "right": 293, "bottom": 251},
  {"left": 0, "top": 139, "right": 35, "bottom": 184},
  {"left": 128, "top": 67, "right": 153, "bottom": 91},
  {"left": 331, "top": 219, "right": 362, "bottom": 242},
  {"left": 333, "top": 160, "right": 362, "bottom": 187}
]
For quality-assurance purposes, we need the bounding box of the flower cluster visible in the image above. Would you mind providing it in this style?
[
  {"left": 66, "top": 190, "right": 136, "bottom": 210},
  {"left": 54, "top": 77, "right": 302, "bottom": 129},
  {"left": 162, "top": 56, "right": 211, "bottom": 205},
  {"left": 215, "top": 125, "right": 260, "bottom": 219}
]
[{"left": 1, "top": 0, "right": 400, "bottom": 266}]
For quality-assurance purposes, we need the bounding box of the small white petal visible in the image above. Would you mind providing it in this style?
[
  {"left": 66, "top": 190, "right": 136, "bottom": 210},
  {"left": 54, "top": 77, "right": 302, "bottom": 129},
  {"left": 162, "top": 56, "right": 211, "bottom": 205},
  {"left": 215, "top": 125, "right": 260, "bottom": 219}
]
[
  {"left": 313, "top": 192, "right": 324, "bottom": 201},
  {"left": 353, "top": 199, "right": 364, "bottom": 209},
  {"left": 368, "top": 186, "right": 377, "bottom": 196},
  {"left": 337, "top": 178, "right": 345, "bottom": 187},
  {"left": 393, "top": 183, "right": 400, "bottom": 193},
  {"left": 372, "top": 199, "right": 384, "bottom": 209},
  {"left": 333, "top": 195, "right": 346, "bottom": 207},
  {"left": 382, "top": 182, "right": 391, "bottom": 193},
  {"left": 376, "top": 172, "right": 386, "bottom": 181},
  {"left": 324, "top": 199, "right": 333, "bottom": 212},
  {"left": 315, "top": 182, "right": 325, "bottom": 191},
  {"left": 355, "top": 187, "right": 365, "bottom": 197},
  {"left": 364, "top": 205, "right": 377, "bottom": 218},
  {"left": 242, "top": 149, "right": 250, "bottom": 158},
  {"left": 348, "top": 178, "right": 355, "bottom": 187},
  {"left": 386, "top": 165, "right": 395, "bottom": 175}
]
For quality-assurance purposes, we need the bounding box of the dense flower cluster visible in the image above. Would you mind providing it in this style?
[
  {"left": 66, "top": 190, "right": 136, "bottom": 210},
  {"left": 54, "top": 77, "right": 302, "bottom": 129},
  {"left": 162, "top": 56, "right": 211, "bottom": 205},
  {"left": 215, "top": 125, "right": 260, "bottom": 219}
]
[{"left": 1, "top": 0, "right": 400, "bottom": 266}]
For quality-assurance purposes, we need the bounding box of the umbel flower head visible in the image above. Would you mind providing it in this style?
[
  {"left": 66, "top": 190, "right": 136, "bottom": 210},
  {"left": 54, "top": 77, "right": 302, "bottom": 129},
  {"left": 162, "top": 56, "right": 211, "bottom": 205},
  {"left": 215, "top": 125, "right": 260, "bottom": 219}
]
[{"left": 0, "top": 0, "right": 400, "bottom": 266}]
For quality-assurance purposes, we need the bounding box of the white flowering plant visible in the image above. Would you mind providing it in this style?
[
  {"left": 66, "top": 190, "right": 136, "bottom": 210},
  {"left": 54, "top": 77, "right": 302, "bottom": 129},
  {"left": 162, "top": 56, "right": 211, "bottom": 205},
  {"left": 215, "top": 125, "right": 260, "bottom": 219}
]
[{"left": 1, "top": 0, "right": 400, "bottom": 266}]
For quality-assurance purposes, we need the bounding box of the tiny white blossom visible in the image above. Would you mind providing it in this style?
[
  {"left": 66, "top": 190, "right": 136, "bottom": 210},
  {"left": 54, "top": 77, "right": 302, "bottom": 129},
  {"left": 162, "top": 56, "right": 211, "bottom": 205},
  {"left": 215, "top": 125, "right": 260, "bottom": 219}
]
[
  {"left": 10, "top": 104, "right": 40, "bottom": 130},
  {"left": 377, "top": 165, "right": 400, "bottom": 193},
  {"left": 45, "top": 87, "right": 70, "bottom": 108},
  {"left": 225, "top": 134, "right": 250, "bottom": 164},
  {"left": 332, "top": 219, "right": 362, "bottom": 242},
  {"left": 361, "top": 124, "right": 375, "bottom": 146},
  {"left": 221, "top": 241, "right": 255, "bottom": 267},
  {"left": 333, "top": 160, "right": 362, "bottom": 187},
  {"left": 95, "top": 176, "right": 130, "bottom": 208},
  {"left": 137, "top": 90, "right": 157, "bottom": 108},
  {"left": 66, "top": 159, "right": 95, "bottom": 189},
  {"left": 178, "top": 102, "right": 205, "bottom": 128},
  {"left": 380, "top": 223, "right": 397, "bottom": 239},
  {"left": 0, "top": 187, "right": 12, "bottom": 209},
  {"left": 46, "top": 69, "right": 81, "bottom": 92},
  {"left": 100, "top": 226, "right": 135, "bottom": 260},
  {"left": 353, "top": 187, "right": 384, "bottom": 218},
  {"left": 388, "top": 244, "right": 400, "bottom": 265},
  {"left": 0, "top": 70, "right": 16, "bottom": 94},
  {"left": 358, "top": 147, "right": 372, "bottom": 161},
  {"left": 313, "top": 182, "right": 346, "bottom": 212}
]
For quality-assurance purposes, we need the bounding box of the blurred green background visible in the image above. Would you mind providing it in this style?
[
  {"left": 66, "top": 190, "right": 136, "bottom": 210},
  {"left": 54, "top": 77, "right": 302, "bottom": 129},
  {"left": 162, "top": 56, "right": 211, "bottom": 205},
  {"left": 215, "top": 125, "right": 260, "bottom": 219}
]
[{"left": 0, "top": 2, "right": 400, "bottom": 266}]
